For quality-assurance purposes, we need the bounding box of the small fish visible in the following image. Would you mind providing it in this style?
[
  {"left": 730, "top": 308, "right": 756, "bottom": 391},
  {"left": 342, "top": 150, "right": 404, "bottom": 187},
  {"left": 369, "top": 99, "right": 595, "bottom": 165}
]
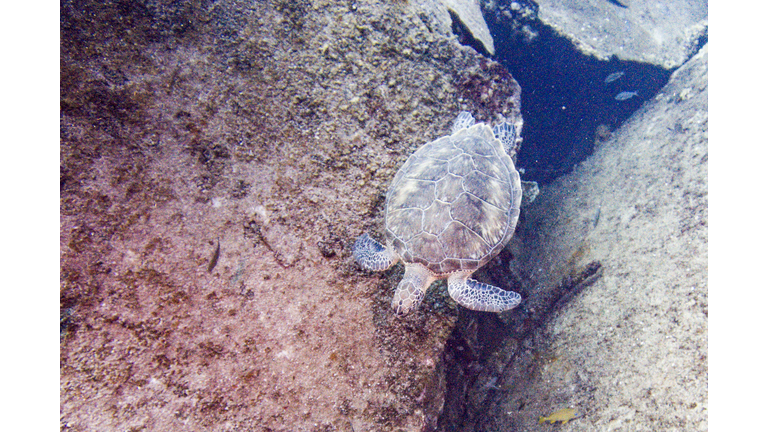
[
  {"left": 604, "top": 71, "right": 625, "bottom": 83},
  {"left": 593, "top": 206, "right": 601, "bottom": 228},
  {"left": 207, "top": 238, "right": 220, "bottom": 272},
  {"left": 615, "top": 91, "right": 638, "bottom": 101},
  {"left": 539, "top": 408, "right": 577, "bottom": 424}
]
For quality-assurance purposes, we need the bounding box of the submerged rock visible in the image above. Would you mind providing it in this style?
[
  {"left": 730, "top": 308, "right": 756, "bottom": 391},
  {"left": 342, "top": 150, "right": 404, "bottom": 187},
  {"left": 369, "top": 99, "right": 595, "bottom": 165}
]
[
  {"left": 449, "top": 43, "right": 708, "bottom": 431},
  {"left": 59, "top": 0, "right": 524, "bottom": 430},
  {"left": 441, "top": 0, "right": 496, "bottom": 55},
  {"left": 495, "top": 0, "right": 707, "bottom": 69}
]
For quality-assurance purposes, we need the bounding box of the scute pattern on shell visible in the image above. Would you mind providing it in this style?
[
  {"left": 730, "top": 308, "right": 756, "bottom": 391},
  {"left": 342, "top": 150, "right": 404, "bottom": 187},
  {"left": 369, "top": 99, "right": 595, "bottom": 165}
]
[{"left": 385, "top": 123, "right": 523, "bottom": 275}]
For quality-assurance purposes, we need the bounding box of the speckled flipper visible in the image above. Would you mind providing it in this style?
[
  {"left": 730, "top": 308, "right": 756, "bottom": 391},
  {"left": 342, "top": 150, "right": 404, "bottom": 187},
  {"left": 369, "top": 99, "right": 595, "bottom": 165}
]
[
  {"left": 392, "top": 264, "right": 435, "bottom": 315},
  {"left": 492, "top": 122, "right": 515, "bottom": 154},
  {"left": 352, "top": 233, "right": 396, "bottom": 271},
  {"left": 452, "top": 111, "right": 475, "bottom": 134},
  {"left": 447, "top": 272, "right": 521, "bottom": 312}
]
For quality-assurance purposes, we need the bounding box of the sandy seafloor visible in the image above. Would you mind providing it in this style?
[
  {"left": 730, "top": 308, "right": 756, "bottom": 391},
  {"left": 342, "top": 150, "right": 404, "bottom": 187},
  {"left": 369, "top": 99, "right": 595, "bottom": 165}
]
[{"left": 60, "top": 1, "right": 707, "bottom": 431}]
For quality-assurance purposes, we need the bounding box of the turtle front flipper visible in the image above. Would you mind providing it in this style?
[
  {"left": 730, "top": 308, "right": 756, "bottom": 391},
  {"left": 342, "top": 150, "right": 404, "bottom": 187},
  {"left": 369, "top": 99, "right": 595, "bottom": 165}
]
[
  {"left": 353, "top": 233, "right": 397, "bottom": 271},
  {"left": 447, "top": 272, "right": 522, "bottom": 312},
  {"left": 452, "top": 111, "right": 475, "bottom": 133},
  {"left": 392, "top": 264, "right": 436, "bottom": 315}
]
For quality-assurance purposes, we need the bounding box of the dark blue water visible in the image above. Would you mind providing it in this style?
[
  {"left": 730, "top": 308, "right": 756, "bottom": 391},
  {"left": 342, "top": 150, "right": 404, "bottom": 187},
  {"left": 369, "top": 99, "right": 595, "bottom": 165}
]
[{"left": 480, "top": 8, "right": 691, "bottom": 184}]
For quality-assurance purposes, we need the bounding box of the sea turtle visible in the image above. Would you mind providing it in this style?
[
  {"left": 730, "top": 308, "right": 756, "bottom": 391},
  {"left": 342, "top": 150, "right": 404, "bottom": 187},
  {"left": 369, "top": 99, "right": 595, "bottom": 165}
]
[{"left": 353, "top": 111, "right": 523, "bottom": 315}]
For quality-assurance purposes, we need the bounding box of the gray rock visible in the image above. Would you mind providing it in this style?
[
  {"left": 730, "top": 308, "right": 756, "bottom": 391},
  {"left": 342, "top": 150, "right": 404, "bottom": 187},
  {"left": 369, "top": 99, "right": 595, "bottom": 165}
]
[
  {"left": 468, "top": 42, "right": 708, "bottom": 431},
  {"left": 59, "top": 0, "right": 525, "bottom": 430},
  {"left": 529, "top": 0, "right": 707, "bottom": 68},
  {"left": 442, "top": 0, "right": 496, "bottom": 54},
  {"left": 419, "top": 0, "right": 496, "bottom": 55}
]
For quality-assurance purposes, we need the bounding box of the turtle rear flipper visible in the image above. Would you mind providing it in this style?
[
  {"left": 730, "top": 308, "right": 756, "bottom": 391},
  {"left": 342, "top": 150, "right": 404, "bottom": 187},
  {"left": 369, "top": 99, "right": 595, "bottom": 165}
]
[
  {"left": 447, "top": 272, "right": 521, "bottom": 312},
  {"left": 353, "top": 233, "right": 396, "bottom": 271},
  {"left": 392, "top": 264, "right": 435, "bottom": 315}
]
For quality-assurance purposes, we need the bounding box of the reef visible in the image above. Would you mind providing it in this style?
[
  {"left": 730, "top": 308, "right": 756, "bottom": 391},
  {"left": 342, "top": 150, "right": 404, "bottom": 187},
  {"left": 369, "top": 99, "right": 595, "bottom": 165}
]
[{"left": 60, "top": 0, "right": 524, "bottom": 430}]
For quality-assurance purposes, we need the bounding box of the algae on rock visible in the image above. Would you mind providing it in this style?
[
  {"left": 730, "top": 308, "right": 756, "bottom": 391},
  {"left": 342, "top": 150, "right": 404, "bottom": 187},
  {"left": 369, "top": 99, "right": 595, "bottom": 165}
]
[{"left": 60, "top": 0, "right": 525, "bottom": 430}]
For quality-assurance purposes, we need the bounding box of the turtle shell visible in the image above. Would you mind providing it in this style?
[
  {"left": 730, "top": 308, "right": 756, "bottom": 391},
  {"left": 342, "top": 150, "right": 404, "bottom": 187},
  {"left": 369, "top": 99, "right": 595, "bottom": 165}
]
[{"left": 385, "top": 123, "right": 523, "bottom": 275}]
